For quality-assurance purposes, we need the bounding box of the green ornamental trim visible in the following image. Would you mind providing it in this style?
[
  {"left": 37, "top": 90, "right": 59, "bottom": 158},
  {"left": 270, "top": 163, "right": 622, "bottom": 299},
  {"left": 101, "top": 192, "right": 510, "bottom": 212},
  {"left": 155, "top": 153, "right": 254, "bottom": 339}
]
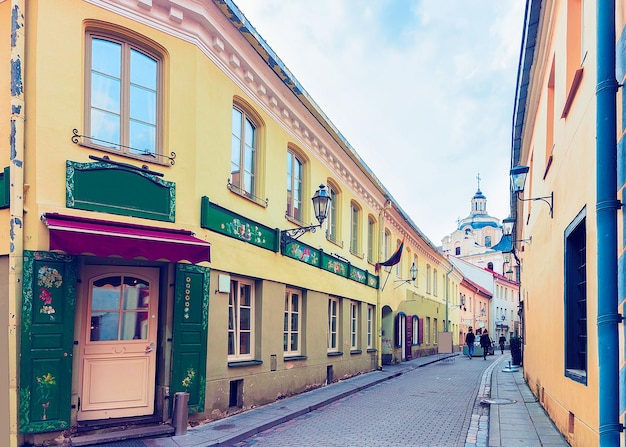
[
  {"left": 201, "top": 196, "right": 279, "bottom": 252},
  {"left": 66, "top": 160, "right": 175, "bottom": 222},
  {"left": 284, "top": 240, "right": 320, "bottom": 267},
  {"left": 0, "top": 166, "right": 9, "bottom": 209},
  {"left": 283, "top": 242, "right": 378, "bottom": 288}
]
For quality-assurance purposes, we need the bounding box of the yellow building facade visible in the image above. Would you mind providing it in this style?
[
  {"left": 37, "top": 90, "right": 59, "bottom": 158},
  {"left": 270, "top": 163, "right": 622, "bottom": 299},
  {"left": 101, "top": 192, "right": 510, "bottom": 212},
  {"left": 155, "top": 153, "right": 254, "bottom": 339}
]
[
  {"left": 0, "top": 1, "right": 456, "bottom": 446},
  {"left": 511, "top": 1, "right": 625, "bottom": 446}
]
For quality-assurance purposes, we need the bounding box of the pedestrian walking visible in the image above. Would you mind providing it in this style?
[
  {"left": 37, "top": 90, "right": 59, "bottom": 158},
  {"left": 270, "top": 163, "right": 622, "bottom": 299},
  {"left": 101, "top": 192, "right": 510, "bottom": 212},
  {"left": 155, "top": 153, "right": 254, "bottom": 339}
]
[
  {"left": 480, "top": 329, "right": 491, "bottom": 360},
  {"left": 499, "top": 335, "right": 506, "bottom": 354},
  {"left": 465, "top": 327, "right": 475, "bottom": 359}
]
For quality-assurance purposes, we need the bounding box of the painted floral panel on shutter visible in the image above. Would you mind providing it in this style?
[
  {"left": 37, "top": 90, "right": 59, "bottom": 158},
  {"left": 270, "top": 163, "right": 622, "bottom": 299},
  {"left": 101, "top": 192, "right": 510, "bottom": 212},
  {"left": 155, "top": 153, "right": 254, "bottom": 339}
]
[
  {"left": 20, "top": 251, "right": 77, "bottom": 434},
  {"left": 171, "top": 264, "right": 209, "bottom": 414}
]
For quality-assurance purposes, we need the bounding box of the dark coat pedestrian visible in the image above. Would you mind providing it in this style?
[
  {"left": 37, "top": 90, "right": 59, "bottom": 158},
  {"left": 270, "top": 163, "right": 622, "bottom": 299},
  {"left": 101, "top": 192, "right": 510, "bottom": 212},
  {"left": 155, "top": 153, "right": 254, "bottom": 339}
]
[
  {"left": 465, "top": 327, "right": 476, "bottom": 359},
  {"left": 479, "top": 330, "right": 491, "bottom": 360},
  {"left": 498, "top": 335, "right": 506, "bottom": 354}
]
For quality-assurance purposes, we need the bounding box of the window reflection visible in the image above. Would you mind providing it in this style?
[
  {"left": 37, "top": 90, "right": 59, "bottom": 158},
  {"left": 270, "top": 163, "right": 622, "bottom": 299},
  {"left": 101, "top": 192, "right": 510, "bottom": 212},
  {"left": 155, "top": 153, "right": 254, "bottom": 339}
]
[{"left": 90, "top": 275, "right": 151, "bottom": 342}]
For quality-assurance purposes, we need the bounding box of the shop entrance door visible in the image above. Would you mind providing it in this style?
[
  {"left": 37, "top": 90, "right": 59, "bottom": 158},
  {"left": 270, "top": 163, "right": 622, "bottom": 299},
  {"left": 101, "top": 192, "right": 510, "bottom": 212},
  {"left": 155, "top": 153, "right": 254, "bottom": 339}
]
[{"left": 77, "top": 266, "right": 159, "bottom": 421}]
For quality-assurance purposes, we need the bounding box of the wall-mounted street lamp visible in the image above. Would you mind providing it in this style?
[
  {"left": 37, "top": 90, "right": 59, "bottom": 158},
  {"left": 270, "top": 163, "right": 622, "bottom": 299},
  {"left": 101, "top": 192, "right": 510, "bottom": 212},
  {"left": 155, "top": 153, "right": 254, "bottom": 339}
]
[
  {"left": 281, "top": 184, "right": 331, "bottom": 247},
  {"left": 394, "top": 262, "right": 418, "bottom": 289},
  {"left": 449, "top": 295, "right": 467, "bottom": 311},
  {"left": 510, "top": 165, "right": 553, "bottom": 218},
  {"left": 502, "top": 216, "right": 532, "bottom": 249}
]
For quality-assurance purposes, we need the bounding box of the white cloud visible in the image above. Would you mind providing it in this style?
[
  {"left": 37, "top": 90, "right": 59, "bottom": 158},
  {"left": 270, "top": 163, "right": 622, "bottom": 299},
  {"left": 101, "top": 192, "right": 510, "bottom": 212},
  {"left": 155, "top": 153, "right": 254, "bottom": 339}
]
[{"left": 234, "top": 0, "right": 525, "bottom": 244}]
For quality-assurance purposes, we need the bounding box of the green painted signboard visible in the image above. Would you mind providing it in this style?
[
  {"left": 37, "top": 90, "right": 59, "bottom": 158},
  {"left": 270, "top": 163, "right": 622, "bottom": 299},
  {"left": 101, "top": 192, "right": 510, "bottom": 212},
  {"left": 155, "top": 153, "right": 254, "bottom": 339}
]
[
  {"left": 20, "top": 251, "right": 77, "bottom": 434},
  {"left": 200, "top": 196, "right": 279, "bottom": 252},
  {"left": 282, "top": 240, "right": 378, "bottom": 289},
  {"left": 66, "top": 160, "right": 175, "bottom": 222},
  {"left": 170, "top": 264, "right": 210, "bottom": 414}
]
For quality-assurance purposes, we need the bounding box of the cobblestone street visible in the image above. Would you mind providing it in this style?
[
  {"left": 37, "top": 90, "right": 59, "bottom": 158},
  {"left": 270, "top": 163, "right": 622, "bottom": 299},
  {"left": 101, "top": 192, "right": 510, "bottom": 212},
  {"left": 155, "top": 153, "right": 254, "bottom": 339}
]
[{"left": 236, "top": 356, "right": 492, "bottom": 447}]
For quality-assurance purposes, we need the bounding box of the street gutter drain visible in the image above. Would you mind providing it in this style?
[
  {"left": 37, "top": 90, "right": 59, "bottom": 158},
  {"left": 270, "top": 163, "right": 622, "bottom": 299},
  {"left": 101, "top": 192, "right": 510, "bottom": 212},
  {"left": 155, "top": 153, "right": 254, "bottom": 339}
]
[{"left": 480, "top": 398, "right": 516, "bottom": 405}]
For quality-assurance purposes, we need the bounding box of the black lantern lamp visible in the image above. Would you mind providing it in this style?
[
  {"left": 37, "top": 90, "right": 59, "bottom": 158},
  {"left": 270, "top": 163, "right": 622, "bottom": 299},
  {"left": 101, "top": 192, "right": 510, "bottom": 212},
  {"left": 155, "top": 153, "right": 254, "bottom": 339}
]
[
  {"left": 281, "top": 184, "right": 331, "bottom": 246},
  {"left": 510, "top": 165, "right": 553, "bottom": 218},
  {"left": 502, "top": 215, "right": 532, "bottom": 251},
  {"left": 394, "top": 261, "right": 418, "bottom": 289}
]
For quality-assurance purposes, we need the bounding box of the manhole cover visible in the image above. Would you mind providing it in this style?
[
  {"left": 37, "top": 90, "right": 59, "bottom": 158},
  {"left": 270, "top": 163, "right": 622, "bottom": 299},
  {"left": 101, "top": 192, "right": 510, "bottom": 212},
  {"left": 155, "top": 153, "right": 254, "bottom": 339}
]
[
  {"left": 480, "top": 398, "right": 516, "bottom": 405},
  {"left": 213, "top": 423, "right": 236, "bottom": 431}
]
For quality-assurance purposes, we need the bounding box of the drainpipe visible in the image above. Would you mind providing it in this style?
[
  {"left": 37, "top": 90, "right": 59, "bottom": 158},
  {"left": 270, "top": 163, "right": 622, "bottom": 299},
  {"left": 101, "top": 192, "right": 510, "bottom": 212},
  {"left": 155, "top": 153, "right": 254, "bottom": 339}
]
[
  {"left": 376, "top": 200, "right": 391, "bottom": 370},
  {"left": 596, "top": 1, "right": 621, "bottom": 445},
  {"left": 9, "top": 1, "right": 26, "bottom": 446},
  {"left": 445, "top": 264, "right": 454, "bottom": 332}
]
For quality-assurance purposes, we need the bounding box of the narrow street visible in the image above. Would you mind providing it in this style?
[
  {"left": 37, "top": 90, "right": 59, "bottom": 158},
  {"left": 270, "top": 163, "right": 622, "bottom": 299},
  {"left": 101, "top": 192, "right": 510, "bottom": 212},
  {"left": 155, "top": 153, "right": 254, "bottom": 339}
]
[{"left": 235, "top": 355, "right": 492, "bottom": 447}]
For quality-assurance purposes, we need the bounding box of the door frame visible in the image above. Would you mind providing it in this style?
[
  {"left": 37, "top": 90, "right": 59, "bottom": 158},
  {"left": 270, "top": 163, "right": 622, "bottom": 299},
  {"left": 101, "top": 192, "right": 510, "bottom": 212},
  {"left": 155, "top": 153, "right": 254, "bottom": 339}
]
[{"left": 76, "top": 264, "right": 162, "bottom": 421}]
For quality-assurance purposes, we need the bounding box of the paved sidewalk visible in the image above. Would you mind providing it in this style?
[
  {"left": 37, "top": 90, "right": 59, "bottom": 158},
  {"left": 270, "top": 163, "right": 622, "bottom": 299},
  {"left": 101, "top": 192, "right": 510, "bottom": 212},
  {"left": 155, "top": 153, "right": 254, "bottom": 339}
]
[
  {"left": 136, "top": 353, "right": 569, "bottom": 447},
  {"left": 487, "top": 354, "right": 569, "bottom": 447}
]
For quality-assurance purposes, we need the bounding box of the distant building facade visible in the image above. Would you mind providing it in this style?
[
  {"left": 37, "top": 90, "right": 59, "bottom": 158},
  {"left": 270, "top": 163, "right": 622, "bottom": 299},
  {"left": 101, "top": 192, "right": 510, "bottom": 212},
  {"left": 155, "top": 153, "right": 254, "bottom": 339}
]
[{"left": 441, "top": 180, "right": 508, "bottom": 275}]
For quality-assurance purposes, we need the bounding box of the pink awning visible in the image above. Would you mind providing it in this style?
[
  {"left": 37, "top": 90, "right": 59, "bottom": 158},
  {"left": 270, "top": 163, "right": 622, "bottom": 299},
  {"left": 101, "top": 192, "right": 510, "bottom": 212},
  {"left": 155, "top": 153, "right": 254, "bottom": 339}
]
[{"left": 42, "top": 213, "right": 210, "bottom": 264}]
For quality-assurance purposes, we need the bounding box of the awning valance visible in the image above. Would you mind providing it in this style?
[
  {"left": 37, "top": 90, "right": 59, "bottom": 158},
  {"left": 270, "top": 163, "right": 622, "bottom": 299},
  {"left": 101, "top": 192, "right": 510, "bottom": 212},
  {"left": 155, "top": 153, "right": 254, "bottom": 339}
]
[{"left": 42, "top": 213, "right": 210, "bottom": 264}]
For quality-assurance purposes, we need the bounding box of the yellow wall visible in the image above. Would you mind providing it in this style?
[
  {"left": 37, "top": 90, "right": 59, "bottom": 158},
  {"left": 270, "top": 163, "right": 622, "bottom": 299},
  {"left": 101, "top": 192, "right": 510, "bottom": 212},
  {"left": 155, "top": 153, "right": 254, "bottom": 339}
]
[
  {"left": 4, "top": 1, "right": 453, "bottom": 443},
  {"left": 516, "top": 1, "right": 599, "bottom": 445}
]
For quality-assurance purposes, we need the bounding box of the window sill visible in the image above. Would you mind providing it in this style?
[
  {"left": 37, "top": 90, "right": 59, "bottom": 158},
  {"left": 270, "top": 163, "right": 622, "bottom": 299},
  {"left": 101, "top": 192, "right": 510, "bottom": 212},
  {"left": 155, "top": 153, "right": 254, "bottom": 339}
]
[
  {"left": 227, "top": 181, "right": 268, "bottom": 208},
  {"left": 350, "top": 349, "right": 362, "bottom": 355},
  {"left": 349, "top": 250, "right": 364, "bottom": 260},
  {"left": 366, "top": 348, "right": 377, "bottom": 353},
  {"left": 227, "top": 360, "right": 263, "bottom": 368},
  {"left": 543, "top": 154, "right": 553, "bottom": 179},
  {"left": 326, "top": 236, "right": 344, "bottom": 249},
  {"left": 561, "top": 67, "right": 584, "bottom": 118},
  {"left": 77, "top": 140, "right": 171, "bottom": 167},
  {"left": 327, "top": 351, "right": 343, "bottom": 357},
  {"left": 565, "top": 368, "right": 587, "bottom": 385},
  {"left": 285, "top": 215, "right": 307, "bottom": 227},
  {"left": 284, "top": 355, "right": 307, "bottom": 361}
]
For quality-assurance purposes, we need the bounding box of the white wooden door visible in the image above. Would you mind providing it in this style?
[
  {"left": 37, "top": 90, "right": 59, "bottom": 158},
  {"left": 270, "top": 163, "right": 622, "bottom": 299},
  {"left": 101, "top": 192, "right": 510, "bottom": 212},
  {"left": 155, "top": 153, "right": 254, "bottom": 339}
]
[{"left": 78, "top": 266, "right": 159, "bottom": 421}]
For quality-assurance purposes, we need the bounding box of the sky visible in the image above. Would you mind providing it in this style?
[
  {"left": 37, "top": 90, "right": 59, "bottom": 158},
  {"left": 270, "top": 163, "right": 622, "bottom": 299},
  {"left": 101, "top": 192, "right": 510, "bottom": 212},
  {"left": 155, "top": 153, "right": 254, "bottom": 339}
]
[{"left": 233, "top": 0, "right": 526, "bottom": 245}]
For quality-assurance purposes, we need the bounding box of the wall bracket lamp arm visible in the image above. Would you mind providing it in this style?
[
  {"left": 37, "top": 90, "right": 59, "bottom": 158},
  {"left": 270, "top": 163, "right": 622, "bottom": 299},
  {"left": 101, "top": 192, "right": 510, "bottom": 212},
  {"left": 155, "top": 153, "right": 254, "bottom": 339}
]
[
  {"left": 280, "top": 184, "right": 331, "bottom": 248},
  {"left": 510, "top": 165, "right": 554, "bottom": 218},
  {"left": 515, "top": 191, "right": 553, "bottom": 218}
]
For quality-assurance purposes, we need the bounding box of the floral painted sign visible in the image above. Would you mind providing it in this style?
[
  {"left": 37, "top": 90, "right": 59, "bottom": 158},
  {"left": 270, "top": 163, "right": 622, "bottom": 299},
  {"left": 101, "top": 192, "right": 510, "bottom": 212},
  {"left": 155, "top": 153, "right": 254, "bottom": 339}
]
[
  {"left": 349, "top": 265, "right": 367, "bottom": 284},
  {"left": 284, "top": 240, "right": 320, "bottom": 267},
  {"left": 321, "top": 252, "right": 348, "bottom": 277},
  {"left": 201, "top": 197, "right": 279, "bottom": 252}
]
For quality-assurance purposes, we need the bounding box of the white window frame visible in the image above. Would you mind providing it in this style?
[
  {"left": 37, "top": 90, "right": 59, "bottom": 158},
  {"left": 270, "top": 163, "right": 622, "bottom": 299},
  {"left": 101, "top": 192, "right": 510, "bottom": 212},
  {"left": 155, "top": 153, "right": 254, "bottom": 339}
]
[
  {"left": 286, "top": 150, "right": 304, "bottom": 222},
  {"left": 284, "top": 288, "right": 302, "bottom": 356},
  {"left": 350, "top": 203, "right": 360, "bottom": 255},
  {"left": 231, "top": 104, "right": 258, "bottom": 197},
  {"left": 367, "top": 305, "right": 374, "bottom": 349},
  {"left": 228, "top": 278, "right": 255, "bottom": 361},
  {"left": 86, "top": 31, "right": 162, "bottom": 160},
  {"left": 350, "top": 301, "right": 359, "bottom": 350},
  {"left": 327, "top": 297, "right": 339, "bottom": 352}
]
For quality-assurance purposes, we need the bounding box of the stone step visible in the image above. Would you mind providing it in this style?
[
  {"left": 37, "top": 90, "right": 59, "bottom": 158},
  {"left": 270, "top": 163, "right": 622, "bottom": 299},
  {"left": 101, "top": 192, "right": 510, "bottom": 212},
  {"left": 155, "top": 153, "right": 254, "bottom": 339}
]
[{"left": 70, "top": 424, "right": 175, "bottom": 446}]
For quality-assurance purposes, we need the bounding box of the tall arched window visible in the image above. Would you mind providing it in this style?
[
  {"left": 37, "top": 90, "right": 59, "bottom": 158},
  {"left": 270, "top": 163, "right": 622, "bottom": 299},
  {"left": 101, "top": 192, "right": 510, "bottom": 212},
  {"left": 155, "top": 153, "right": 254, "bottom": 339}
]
[
  {"left": 86, "top": 30, "right": 162, "bottom": 159},
  {"left": 231, "top": 105, "right": 259, "bottom": 197},
  {"left": 286, "top": 149, "right": 304, "bottom": 221}
]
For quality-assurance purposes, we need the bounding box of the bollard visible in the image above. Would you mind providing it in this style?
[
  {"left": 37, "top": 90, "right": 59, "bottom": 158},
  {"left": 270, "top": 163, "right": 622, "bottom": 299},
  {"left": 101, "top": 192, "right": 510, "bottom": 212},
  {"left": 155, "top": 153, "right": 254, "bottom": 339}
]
[{"left": 172, "top": 392, "right": 189, "bottom": 436}]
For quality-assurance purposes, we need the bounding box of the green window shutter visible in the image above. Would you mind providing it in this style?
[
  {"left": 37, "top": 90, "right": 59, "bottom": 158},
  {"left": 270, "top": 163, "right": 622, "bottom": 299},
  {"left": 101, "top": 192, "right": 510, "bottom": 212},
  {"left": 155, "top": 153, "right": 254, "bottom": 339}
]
[
  {"left": 171, "top": 264, "right": 209, "bottom": 414},
  {"left": 20, "top": 251, "right": 77, "bottom": 433}
]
